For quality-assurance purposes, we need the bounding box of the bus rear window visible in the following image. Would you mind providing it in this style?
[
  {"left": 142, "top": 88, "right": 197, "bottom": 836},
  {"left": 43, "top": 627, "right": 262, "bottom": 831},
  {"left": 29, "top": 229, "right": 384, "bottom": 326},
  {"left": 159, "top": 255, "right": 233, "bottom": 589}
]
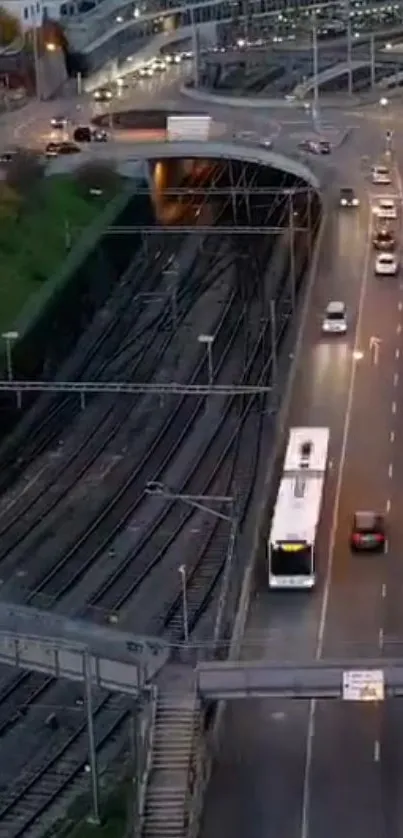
[{"left": 270, "top": 544, "right": 312, "bottom": 576}]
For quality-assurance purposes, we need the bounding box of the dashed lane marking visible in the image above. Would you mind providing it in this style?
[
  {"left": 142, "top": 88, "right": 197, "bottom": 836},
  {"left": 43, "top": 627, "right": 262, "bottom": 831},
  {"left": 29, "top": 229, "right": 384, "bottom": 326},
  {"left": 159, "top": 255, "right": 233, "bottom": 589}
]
[
  {"left": 379, "top": 628, "right": 384, "bottom": 649},
  {"left": 390, "top": 430, "right": 395, "bottom": 443},
  {"left": 388, "top": 463, "right": 393, "bottom": 478},
  {"left": 395, "top": 349, "right": 400, "bottom": 360},
  {"left": 394, "top": 372, "right": 399, "bottom": 386},
  {"left": 397, "top": 324, "right": 402, "bottom": 335},
  {"left": 386, "top": 498, "right": 391, "bottom": 513},
  {"left": 374, "top": 740, "right": 381, "bottom": 762},
  {"left": 382, "top": 583, "right": 387, "bottom": 598},
  {"left": 392, "top": 401, "right": 397, "bottom": 414}
]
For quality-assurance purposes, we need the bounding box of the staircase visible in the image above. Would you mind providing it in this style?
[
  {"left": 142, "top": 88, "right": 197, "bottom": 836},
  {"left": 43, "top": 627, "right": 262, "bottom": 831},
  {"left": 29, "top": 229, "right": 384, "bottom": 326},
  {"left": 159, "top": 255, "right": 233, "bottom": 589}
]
[{"left": 141, "top": 686, "right": 200, "bottom": 838}]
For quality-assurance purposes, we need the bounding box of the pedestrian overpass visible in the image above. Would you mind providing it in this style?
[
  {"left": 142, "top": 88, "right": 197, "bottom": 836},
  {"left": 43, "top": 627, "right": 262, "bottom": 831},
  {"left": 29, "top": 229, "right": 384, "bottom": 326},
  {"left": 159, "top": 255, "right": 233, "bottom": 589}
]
[{"left": 196, "top": 659, "right": 403, "bottom": 700}]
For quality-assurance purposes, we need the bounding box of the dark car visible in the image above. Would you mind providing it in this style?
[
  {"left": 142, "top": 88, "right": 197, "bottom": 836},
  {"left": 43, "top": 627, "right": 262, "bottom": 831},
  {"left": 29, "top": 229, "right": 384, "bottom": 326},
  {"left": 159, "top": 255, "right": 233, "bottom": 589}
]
[
  {"left": 350, "top": 511, "right": 386, "bottom": 552},
  {"left": 73, "top": 126, "right": 108, "bottom": 143},
  {"left": 50, "top": 115, "right": 67, "bottom": 130},
  {"left": 45, "top": 142, "right": 59, "bottom": 158},
  {"left": 0, "top": 150, "right": 17, "bottom": 164},
  {"left": 373, "top": 228, "right": 396, "bottom": 251},
  {"left": 339, "top": 187, "right": 359, "bottom": 208},
  {"left": 318, "top": 139, "right": 331, "bottom": 154},
  {"left": 57, "top": 141, "right": 81, "bottom": 155},
  {"left": 93, "top": 86, "right": 112, "bottom": 102}
]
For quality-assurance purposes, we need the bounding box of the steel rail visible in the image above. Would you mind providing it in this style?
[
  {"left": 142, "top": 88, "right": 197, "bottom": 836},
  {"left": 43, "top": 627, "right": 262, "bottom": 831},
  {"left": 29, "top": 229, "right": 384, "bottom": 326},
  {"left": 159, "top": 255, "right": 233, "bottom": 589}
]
[
  {"left": 0, "top": 245, "right": 233, "bottom": 553},
  {"left": 0, "top": 198, "right": 318, "bottom": 831}
]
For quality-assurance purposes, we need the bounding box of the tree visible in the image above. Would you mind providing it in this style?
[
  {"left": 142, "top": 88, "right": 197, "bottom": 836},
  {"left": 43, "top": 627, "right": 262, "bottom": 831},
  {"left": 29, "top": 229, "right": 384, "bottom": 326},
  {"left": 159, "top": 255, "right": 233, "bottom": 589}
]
[
  {"left": 0, "top": 6, "right": 21, "bottom": 46},
  {"left": 73, "top": 161, "right": 120, "bottom": 198},
  {"left": 0, "top": 182, "right": 21, "bottom": 222},
  {"left": 5, "top": 149, "right": 44, "bottom": 198}
]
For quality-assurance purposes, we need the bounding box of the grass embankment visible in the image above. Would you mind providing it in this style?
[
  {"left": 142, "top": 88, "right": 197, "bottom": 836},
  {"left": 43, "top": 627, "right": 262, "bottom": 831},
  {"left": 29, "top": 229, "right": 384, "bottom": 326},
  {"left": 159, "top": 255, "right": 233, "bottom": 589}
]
[{"left": 0, "top": 171, "right": 116, "bottom": 333}]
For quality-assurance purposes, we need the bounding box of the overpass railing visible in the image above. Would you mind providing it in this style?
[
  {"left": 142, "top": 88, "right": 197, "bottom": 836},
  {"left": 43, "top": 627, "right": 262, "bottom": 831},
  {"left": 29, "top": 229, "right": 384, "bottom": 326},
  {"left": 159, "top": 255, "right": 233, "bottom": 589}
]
[{"left": 195, "top": 658, "right": 403, "bottom": 700}]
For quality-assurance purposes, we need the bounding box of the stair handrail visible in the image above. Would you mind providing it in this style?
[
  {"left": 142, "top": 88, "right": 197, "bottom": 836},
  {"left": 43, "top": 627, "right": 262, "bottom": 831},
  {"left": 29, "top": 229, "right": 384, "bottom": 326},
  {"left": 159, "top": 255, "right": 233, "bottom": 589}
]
[
  {"left": 138, "top": 683, "right": 159, "bottom": 832},
  {"left": 183, "top": 690, "right": 201, "bottom": 835}
]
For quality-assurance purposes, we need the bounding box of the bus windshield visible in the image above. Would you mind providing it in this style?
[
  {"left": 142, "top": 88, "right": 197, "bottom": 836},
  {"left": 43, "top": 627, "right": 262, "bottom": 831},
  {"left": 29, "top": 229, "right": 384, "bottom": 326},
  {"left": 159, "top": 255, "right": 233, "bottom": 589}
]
[{"left": 270, "top": 543, "right": 312, "bottom": 576}]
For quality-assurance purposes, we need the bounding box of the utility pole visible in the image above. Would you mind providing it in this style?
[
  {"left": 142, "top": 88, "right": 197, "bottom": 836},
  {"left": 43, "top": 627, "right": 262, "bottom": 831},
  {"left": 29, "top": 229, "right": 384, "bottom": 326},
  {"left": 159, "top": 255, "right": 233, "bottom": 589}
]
[
  {"left": 146, "top": 483, "right": 237, "bottom": 650},
  {"left": 370, "top": 34, "right": 376, "bottom": 90},
  {"left": 312, "top": 10, "right": 319, "bottom": 119},
  {"left": 269, "top": 299, "right": 277, "bottom": 389},
  {"left": 346, "top": 0, "right": 353, "bottom": 96},
  {"left": 190, "top": 6, "right": 199, "bottom": 89},
  {"left": 84, "top": 653, "right": 100, "bottom": 825},
  {"left": 198, "top": 334, "right": 214, "bottom": 386},
  {"left": 163, "top": 266, "right": 179, "bottom": 331},
  {"left": 288, "top": 192, "right": 296, "bottom": 311},
  {"left": 178, "top": 565, "right": 189, "bottom": 644}
]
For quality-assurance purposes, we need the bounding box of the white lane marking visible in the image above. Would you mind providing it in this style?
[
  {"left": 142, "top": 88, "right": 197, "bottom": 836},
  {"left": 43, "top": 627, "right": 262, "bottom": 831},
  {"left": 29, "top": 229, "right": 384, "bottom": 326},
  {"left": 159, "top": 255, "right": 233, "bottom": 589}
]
[
  {"left": 386, "top": 498, "right": 391, "bottom": 512},
  {"left": 385, "top": 539, "right": 389, "bottom": 554},
  {"left": 382, "top": 583, "right": 387, "bottom": 598},
  {"left": 390, "top": 430, "right": 395, "bottom": 442},
  {"left": 392, "top": 401, "right": 397, "bottom": 414},
  {"left": 388, "top": 463, "right": 393, "bottom": 478},
  {"left": 374, "top": 740, "right": 381, "bottom": 762},
  {"left": 379, "top": 627, "right": 384, "bottom": 649},
  {"left": 399, "top": 301, "right": 403, "bottom": 311},
  {"left": 394, "top": 372, "right": 399, "bottom": 386},
  {"left": 397, "top": 323, "right": 402, "bottom": 335},
  {"left": 300, "top": 200, "right": 374, "bottom": 838},
  {"left": 396, "top": 348, "right": 400, "bottom": 360}
]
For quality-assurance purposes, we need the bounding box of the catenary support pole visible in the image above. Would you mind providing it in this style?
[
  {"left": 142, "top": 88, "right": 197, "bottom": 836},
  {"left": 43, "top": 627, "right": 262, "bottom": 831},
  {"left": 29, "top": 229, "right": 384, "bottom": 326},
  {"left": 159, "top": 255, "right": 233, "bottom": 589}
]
[
  {"left": 84, "top": 653, "right": 100, "bottom": 825},
  {"left": 289, "top": 194, "right": 296, "bottom": 311}
]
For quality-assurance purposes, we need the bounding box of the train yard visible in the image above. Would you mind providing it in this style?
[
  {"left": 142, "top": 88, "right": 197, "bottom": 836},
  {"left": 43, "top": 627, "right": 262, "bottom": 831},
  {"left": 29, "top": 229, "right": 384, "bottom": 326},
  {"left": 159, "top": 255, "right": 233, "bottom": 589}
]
[{"left": 0, "top": 162, "right": 319, "bottom": 836}]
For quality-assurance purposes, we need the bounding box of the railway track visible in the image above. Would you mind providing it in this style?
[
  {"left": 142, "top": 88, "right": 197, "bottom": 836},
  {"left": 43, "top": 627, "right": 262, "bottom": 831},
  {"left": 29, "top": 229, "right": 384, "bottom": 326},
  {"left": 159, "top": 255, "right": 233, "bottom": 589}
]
[
  {"left": 0, "top": 191, "right": 315, "bottom": 835},
  {"left": 0, "top": 241, "right": 233, "bottom": 559}
]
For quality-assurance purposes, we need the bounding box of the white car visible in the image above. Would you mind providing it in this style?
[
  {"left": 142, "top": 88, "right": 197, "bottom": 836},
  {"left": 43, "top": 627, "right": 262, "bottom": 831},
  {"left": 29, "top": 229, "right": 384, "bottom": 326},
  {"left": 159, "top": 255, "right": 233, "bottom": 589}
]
[
  {"left": 372, "top": 165, "right": 391, "bottom": 185},
  {"left": 322, "top": 301, "right": 347, "bottom": 334},
  {"left": 375, "top": 198, "right": 397, "bottom": 220},
  {"left": 375, "top": 252, "right": 399, "bottom": 275}
]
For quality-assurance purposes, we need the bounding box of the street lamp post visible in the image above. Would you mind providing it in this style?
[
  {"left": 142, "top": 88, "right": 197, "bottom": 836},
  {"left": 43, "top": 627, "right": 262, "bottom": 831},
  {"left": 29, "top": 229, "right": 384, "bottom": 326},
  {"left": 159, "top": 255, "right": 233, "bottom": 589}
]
[
  {"left": 198, "top": 334, "right": 214, "bottom": 386},
  {"left": 287, "top": 192, "right": 297, "bottom": 311},
  {"left": 163, "top": 265, "right": 179, "bottom": 330},
  {"left": 2, "top": 331, "right": 21, "bottom": 409},
  {"left": 346, "top": 0, "right": 353, "bottom": 96},
  {"left": 178, "top": 564, "right": 189, "bottom": 644},
  {"left": 370, "top": 34, "right": 376, "bottom": 90},
  {"left": 146, "top": 482, "right": 238, "bottom": 651},
  {"left": 312, "top": 10, "right": 319, "bottom": 119}
]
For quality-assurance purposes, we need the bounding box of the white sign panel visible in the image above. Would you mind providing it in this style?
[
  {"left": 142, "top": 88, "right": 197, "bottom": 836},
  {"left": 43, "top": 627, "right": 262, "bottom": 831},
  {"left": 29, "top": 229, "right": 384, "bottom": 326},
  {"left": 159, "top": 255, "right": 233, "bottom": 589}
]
[
  {"left": 167, "top": 115, "right": 211, "bottom": 142},
  {"left": 342, "top": 669, "right": 384, "bottom": 702}
]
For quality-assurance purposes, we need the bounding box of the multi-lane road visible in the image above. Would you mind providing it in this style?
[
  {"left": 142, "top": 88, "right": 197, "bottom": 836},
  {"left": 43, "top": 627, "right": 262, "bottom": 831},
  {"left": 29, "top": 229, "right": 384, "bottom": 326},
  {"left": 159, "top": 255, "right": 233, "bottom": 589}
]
[{"left": 199, "top": 89, "right": 403, "bottom": 838}]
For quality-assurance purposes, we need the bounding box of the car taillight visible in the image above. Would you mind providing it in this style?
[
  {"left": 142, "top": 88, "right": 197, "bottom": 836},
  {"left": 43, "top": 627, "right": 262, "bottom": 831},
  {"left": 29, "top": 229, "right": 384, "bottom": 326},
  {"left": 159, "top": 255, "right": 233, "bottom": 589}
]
[{"left": 353, "top": 532, "right": 362, "bottom": 543}]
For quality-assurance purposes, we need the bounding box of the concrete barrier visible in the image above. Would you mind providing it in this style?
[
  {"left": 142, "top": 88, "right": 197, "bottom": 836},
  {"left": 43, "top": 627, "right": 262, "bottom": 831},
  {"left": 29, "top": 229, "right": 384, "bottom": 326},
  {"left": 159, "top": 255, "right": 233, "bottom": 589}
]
[{"left": 180, "top": 82, "right": 301, "bottom": 109}]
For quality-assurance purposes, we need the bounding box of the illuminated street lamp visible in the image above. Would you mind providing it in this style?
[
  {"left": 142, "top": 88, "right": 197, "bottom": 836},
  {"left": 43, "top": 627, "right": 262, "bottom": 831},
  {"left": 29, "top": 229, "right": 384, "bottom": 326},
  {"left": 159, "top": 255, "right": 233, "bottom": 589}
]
[
  {"left": 380, "top": 96, "right": 389, "bottom": 108},
  {"left": 45, "top": 42, "right": 56, "bottom": 52},
  {"left": 198, "top": 334, "right": 214, "bottom": 386},
  {"left": 2, "top": 330, "right": 18, "bottom": 382},
  {"left": 178, "top": 564, "right": 189, "bottom": 644}
]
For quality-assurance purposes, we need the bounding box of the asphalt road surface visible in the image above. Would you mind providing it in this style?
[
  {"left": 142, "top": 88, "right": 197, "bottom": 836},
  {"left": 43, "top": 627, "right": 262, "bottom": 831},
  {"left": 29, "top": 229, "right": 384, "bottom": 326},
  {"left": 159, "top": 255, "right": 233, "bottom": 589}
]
[{"left": 200, "top": 107, "right": 403, "bottom": 838}]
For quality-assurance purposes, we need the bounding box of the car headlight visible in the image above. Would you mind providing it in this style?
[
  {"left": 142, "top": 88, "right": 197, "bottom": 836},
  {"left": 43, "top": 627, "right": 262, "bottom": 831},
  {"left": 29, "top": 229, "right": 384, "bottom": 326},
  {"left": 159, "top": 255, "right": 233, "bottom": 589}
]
[
  {"left": 341, "top": 199, "right": 347, "bottom": 206},
  {"left": 352, "top": 198, "right": 359, "bottom": 206},
  {"left": 322, "top": 322, "right": 330, "bottom": 331}
]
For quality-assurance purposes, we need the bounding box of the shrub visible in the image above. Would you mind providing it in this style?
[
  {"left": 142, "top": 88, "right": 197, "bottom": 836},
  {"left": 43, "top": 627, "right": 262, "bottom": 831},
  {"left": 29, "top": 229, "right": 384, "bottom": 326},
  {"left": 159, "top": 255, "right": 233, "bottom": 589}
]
[
  {"left": 5, "top": 149, "right": 45, "bottom": 199},
  {"left": 73, "top": 161, "right": 120, "bottom": 198}
]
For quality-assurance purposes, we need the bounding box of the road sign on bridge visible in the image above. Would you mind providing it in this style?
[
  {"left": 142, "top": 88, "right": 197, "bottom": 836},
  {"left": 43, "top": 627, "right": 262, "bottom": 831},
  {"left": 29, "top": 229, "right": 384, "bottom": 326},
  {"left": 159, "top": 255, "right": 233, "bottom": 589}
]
[{"left": 342, "top": 669, "right": 384, "bottom": 701}]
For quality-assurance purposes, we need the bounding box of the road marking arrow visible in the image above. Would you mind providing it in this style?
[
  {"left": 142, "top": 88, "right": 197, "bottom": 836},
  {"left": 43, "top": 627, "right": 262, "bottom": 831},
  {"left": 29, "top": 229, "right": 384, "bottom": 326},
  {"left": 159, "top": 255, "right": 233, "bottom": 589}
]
[{"left": 369, "top": 335, "right": 382, "bottom": 366}]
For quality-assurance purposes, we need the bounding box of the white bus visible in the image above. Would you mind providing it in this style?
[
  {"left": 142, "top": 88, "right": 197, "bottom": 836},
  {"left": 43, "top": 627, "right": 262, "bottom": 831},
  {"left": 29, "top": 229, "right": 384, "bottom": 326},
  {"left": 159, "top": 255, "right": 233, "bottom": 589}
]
[{"left": 268, "top": 427, "right": 330, "bottom": 590}]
